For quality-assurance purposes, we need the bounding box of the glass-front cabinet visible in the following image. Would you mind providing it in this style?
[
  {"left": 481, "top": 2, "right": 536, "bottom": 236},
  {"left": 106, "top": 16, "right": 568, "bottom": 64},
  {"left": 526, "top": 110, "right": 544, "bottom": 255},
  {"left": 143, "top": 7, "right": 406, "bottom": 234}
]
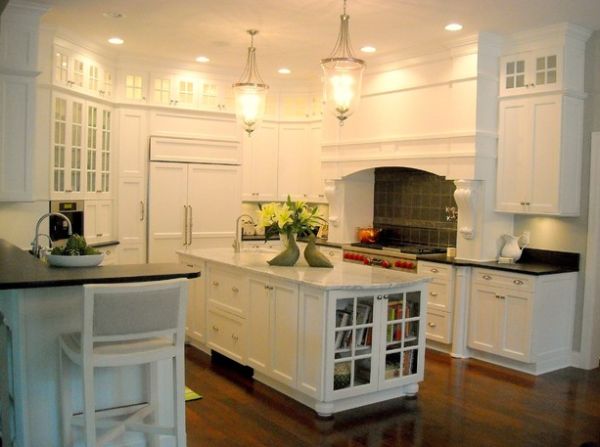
[{"left": 326, "top": 287, "right": 425, "bottom": 401}]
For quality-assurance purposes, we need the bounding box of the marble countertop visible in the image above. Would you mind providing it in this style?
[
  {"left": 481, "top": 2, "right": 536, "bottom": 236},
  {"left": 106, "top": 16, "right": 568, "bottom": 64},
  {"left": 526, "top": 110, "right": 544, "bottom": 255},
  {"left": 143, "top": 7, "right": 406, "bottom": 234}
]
[
  {"left": 178, "top": 247, "right": 430, "bottom": 291},
  {"left": 0, "top": 239, "right": 200, "bottom": 290}
]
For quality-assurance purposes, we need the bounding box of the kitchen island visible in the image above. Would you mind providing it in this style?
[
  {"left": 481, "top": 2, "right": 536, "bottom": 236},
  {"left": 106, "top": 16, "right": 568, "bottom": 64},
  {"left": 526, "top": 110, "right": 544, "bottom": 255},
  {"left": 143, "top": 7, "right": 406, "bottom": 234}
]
[
  {"left": 178, "top": 247, "right": 430, "bottom": 417},
  {"left": 0, "top": 239, "right": 199, "bottom": 447}
]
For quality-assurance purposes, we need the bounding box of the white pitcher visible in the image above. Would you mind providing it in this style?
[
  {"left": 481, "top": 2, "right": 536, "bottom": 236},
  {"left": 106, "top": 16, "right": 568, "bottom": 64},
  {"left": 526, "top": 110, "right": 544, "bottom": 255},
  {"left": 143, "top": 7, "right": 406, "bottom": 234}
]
[{"left": 500, "top": 234, "right": 524, "bottom": 261}]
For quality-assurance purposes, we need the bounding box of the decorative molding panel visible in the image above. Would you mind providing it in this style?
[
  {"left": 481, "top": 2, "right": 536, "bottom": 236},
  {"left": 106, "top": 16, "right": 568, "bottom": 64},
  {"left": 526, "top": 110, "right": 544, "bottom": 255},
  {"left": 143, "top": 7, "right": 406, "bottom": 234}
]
[{"left": 453, "top": 180, "right": 479, "bottom": 240}]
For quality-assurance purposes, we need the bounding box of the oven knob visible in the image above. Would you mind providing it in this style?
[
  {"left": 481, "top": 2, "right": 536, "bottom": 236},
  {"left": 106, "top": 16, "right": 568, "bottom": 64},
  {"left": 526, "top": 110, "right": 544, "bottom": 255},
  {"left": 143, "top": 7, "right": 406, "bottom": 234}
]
[
  {"left": 381, "top": 260, "right": 391, "bottom": 268},
  {"left": 394, "top": 260, "right": 402, "bottom": 268},
  {"left": 363, "top": 258, "right": 371, "bottom": 265},
  {"left": 344, "top": 253, "right": 351, "bottom": 259},
  {"left": 406, "top": 262, "right": 414, "bottom": 269}
]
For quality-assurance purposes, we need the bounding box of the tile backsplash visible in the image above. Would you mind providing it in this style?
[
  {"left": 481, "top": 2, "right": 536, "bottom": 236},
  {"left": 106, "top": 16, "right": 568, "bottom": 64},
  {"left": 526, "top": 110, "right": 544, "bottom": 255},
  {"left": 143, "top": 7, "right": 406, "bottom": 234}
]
[{"left": 373, "top": 167, "right": 457, "bottom": 247}]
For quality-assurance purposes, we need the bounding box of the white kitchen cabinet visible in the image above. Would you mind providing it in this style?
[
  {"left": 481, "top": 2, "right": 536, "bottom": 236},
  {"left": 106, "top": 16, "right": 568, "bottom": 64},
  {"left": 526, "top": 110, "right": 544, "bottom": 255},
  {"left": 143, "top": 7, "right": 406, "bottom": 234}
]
[
  {"left": 499, "top": 48, "right": 561, "bottom": 97},
  {"left": 418, "top": 261, "right": 455, "bottom": 345},
  {"left": 178, "top": 255, "right": 207, "bottom": 348},
  {"left": 279, "top": 93, "right": 323, "bottom": 121},
  {"left": 117, "top": 177, "right": 146, "bottom": 264},
  {"left": 241, "top": 123, "right": 279, "bottom": 201},
  {"left": 247, "top": 274, "right": 299, "bottom": 388},
  {"left": 150, "top": 72, "right": 199, "bottom": 108},
  {"left": 325, "top": 288, "right": 425, "bottom": 405},
  {"left": 117, "top": 108, "right": 148, "bottom": 177},
  {"left": 84, "top": 199, "right": 113, "bottom": 245},
  {"left": 278, "top": 123, "right": 326, "bottom": 203},
  {"left": 468, "top": 268, "right": 577, "bottom": 373},
  {"left": 496, "top": 94, "right": 583, "bottom": 215},
  {"left": 148, "top": 162, "right": 241, "bottom": 262},
  {"left": 117, "top": 69, "right": 149, "bottom": 104},
  {"left": 84, "top": 101, "right": 113, "bottom": 198}
]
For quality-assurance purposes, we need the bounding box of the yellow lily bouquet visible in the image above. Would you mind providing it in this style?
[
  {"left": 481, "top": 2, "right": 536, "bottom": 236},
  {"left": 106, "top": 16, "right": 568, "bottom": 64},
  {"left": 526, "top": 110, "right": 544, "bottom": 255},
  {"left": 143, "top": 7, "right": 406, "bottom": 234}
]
[{"left": 259, "top": 196, "right": 326, "bottom": 240}]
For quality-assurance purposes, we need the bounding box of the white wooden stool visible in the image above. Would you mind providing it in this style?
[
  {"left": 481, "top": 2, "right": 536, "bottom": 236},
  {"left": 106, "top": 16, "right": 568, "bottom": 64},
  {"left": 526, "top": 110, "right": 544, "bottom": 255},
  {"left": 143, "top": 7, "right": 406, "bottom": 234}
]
[{"left": 58, "top": 279, "right": 188, "bottom": 447}]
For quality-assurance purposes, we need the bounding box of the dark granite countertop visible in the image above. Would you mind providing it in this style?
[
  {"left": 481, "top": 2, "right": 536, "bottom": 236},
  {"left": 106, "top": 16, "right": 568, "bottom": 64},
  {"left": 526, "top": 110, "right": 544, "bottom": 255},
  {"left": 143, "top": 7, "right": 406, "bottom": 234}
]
[
  {"left": 417, "top": 248, "right": 579, "bottom": 276},
  {"left": 0, "top": 239, "right": 200, "bottom": 290}
]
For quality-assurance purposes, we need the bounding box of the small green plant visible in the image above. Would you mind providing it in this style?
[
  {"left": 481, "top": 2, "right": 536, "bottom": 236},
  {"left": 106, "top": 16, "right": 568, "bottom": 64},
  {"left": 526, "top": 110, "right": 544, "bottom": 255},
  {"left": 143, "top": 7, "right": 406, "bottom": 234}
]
[{"left": 50, "top": 234, "right": 100, "bottom": 256}]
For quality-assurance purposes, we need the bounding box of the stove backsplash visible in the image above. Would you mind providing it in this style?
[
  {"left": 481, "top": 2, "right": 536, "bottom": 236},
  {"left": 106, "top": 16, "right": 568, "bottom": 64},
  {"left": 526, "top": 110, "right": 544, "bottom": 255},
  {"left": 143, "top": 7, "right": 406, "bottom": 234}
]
[{"left": 373, "top": 167, "right": 457, "bottom": 248}]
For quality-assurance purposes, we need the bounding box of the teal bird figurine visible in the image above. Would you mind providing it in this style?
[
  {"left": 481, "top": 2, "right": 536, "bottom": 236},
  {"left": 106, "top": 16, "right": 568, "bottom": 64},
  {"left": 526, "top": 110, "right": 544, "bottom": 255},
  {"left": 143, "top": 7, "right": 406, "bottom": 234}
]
[
  {"left": 267, "top": 233, "right": 300, "bottom": 266},
  {"left": 304, "top": 234, "right": 333, "bottom": 268}
]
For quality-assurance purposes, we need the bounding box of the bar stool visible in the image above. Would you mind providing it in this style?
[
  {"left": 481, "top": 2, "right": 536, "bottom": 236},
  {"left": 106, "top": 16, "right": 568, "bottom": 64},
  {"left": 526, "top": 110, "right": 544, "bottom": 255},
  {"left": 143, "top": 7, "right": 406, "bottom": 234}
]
[{"left": 58, "top": 279, "right": 188, "bottom": 447}]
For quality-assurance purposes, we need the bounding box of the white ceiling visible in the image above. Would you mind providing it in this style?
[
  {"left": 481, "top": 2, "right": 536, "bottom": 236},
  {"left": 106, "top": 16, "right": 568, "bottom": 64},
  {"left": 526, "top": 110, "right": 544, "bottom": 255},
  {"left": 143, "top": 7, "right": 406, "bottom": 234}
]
[{"left": 37, "top": 0, "right": 600, "bottom": 82}]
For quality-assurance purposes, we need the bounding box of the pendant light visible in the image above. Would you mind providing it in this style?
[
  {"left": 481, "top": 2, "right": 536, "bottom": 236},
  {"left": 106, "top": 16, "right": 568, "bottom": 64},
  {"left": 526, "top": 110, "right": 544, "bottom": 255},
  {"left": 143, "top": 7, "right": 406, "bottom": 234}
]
[
  {"left": 233, "top": 30, "right": 269, "bottom": 136},
  {"left": 321, "top": 0, "right": 365, "bottom": 125}
]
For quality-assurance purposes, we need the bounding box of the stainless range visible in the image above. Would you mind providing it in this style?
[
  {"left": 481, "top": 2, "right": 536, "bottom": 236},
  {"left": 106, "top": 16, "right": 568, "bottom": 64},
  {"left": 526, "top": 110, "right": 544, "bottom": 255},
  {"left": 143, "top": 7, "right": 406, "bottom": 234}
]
[{"left": 342, "top": 243, "right": 446, "bottom": 273}]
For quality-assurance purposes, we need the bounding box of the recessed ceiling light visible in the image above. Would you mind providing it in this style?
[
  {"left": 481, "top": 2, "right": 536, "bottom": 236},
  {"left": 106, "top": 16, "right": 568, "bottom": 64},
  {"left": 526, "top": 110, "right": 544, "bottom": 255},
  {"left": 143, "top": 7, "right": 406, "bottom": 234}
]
[
  {"left": 445, "top": 23, "right": 463, "bottom": 32},
  {"left": 108, "top": 37, "right": 124, "bottom": 45},
  {"left": 103, "top": 11, "right": 125, "bottom": 19},
  {"left": 195, "top": 56, "right": 210, "bottom": 63},
  {"left": 360, "top": 46, "right": 376, "bottom": 53},
  {"left": 278, "top": 68, "right": 291, "bottom": 75}
]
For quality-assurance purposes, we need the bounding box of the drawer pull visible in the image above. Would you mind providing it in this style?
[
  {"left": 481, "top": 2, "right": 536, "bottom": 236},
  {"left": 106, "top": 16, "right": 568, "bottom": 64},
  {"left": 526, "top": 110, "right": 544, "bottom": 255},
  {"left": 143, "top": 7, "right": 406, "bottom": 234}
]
[
  {"left": 231, "top": 334, "right": 239, "bottom": 342},
  {"left": 212, "top": 281, "right": 220, "bottom": 287},
  {"left": 232, "top": 286, "right": 239, "bottom": 293},
  {"left": 212, "top": 325, "right": 219, "bottom": 332},
  {"left": 428, "top": 322, "right": 437, "bottom": 328},
  {"left": 329, "top": 251, "right": 335, "bottom": 256},
  {"left": 496, "top": 294, "right": 505, "bottom": 300},
  {"left": 264, "top": 285, "right": 274, "bottom": 290},
  {"left": 430, "top": 268, "right": 439, "bottom": 273},
  {"left": 513, "top": 279, "right": 524, "bottom": 285},
  {"left": 482, "top": 274, "right": 492, "bottom": 280},
  {"left": 186, "top": 264, "right": 194, "bottom": 268},
  {"left": 430, "top": 292, "right": 438, "bottom": 297},
  {"left": 96, "top": 233, "right": 103, "bottom": 237}
]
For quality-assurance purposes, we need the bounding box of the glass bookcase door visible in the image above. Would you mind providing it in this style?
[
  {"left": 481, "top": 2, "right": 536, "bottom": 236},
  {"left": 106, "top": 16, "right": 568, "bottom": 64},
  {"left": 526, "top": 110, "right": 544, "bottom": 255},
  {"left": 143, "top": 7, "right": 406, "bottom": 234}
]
[
  {"left": 383, "top": 291, "right": 421, "bottom": 383},
  {"left": 332, "top": 295, "right": 375, "bottom": 392}
]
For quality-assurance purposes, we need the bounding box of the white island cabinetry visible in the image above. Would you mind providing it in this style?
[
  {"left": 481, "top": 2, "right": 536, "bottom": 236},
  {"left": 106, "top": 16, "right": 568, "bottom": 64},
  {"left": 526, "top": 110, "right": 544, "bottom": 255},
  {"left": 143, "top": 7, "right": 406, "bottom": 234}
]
[{"left": 178, "top": 248, "right": 429, "bottom": 416}]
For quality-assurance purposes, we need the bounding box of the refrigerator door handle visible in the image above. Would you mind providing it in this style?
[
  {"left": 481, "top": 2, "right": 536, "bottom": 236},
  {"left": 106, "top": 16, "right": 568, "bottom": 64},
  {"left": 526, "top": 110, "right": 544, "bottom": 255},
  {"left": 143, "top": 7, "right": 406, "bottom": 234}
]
[
  {"left": 188, "top": 206, "right": 193, "bottom": 246},
  {"left": 183, "top": 205, "right": 189, "bottom": 246}
]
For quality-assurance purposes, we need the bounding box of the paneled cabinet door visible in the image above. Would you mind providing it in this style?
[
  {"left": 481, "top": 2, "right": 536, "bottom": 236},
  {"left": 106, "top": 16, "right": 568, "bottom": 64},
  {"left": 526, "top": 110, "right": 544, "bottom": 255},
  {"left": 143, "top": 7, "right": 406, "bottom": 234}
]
[
  {"left": 468, "top": 283, "right": 532, "bottom": 362},
  {"left": 242, "top": 123, "right": 279, "bottom": 201},
  {"left": 150, "top": 73, "right": 199, "bottom": 108},
  {"left": 117, "top": 177, "right": 146, "bottom": 264},
  {"left": 117, "top": 108, "right": 148, "bottom": 177},
  {"left": 51, "top": 94, "right": 86, "bottom": 199},
  {"left": 181, "top": 259, "right": 206, "bottom": 347},
  {"left": 496, "top": 95, "right": 580, "bottom": 215},
  {"left": 499, "top": 48, "right": 561, "bottom": 97},
  {"left": 278, "top": 123, "right": 311, "bottom": 201},
  {"left": 84, "top": 199, "right": 113, "bottom": 244},
  {"left": 119, "top": 71, "right": 149, "bottom": 104},
  {"left": 247, "top": 276, "right": 299, "bottom": 388}
]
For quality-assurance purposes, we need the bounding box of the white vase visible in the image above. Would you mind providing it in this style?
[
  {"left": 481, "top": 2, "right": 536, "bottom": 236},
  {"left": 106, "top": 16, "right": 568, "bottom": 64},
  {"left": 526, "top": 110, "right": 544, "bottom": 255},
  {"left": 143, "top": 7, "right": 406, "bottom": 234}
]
[{"left": 500, "top": 234, "right": 524, "bottom": 261}]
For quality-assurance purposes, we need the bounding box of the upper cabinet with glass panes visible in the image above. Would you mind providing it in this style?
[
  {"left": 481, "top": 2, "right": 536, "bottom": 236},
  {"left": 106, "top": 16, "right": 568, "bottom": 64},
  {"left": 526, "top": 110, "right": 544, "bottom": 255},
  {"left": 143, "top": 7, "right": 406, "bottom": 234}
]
[
  {"left": 53, "top": 44, "right": 115, "bottom": 99},
  {"left": 499, "top": 48, "right": 563, "bottom": 97}
]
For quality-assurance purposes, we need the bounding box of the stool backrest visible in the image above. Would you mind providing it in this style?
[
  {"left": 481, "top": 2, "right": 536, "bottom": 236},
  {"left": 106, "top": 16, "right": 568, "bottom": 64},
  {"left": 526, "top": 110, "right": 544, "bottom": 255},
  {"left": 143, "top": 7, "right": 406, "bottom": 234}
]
[{"left": 83, "top": 279, "right": 188, "bottom": 345}]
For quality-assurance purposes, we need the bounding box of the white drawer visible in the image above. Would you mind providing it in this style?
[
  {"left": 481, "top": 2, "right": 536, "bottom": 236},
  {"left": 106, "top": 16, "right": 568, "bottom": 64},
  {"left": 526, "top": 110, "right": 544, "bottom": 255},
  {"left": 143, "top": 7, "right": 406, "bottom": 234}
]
[
  {"left": 418, "top": 261, "right": 452, "bottom": 281},
  {"left": 425, "top": 310, "right": 452, "bottom": 344},
  {"left": 207, "top": 266, "right": 247, "bottom": 317},
  {"left": 207, "top": 309, "right": 245, "bottom": 363},
  {"left": 427, "top": 282, "right": 452, "bottom": 312},
  {"left": 472, "top": 268, "right": 534, "bottom": 292}
]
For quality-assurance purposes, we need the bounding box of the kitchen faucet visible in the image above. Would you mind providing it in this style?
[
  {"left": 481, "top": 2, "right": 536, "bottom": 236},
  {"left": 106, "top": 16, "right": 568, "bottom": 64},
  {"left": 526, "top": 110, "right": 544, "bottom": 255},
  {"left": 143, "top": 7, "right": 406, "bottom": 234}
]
[
  {"left": 31, "top": 212, "right": 72, "bottom": 258},
  {"left": 232, "top": 214, "right": 255, "bottom": 253}
]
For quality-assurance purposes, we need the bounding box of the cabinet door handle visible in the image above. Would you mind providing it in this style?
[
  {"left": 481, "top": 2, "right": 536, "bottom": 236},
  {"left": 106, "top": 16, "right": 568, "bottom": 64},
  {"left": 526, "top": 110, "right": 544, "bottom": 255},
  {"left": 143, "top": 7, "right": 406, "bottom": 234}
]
[
  {"left": 430, "top": 268, "right": 439, "bottom": 273},
  {"left": 496, "top": 294, "right": 505, "bottom": 300},
  {"left": 188, "top": 205, "right": 193, "bottom": 246},
  {"left": 139, "top": 201, "right": 145, "bottom": 221},
  {"left": 65, "top": 189, "right": 73, "bottom": 193},
  {"left": 482, "top": 274, "right": 492, "bottom": 280},
  {"left": 513, "top": 279, "right": 524, "bottom": 285},
  {"left": 212, "top": 281, "right": 220, "bottom": 287},
  {"left": 428, "top": 322, "right": 437, "bottom": 328},
  {"left": 183, "top": 205, "right": 189, "bottom": 246},
  {"left": 430, "top": 292, "right": 438, "bottom": 297},
  {"left": 232, "top": 286, "right": 239, "bottom": 293},
  {"left": 96, "top": 233, "right": 103, "bottom": 237},
  {"left": 212, "top": 325, "right": 219, "bottom": 332},
  {"left": 186, "top": 264, "right": 194, "bottom": 268}
]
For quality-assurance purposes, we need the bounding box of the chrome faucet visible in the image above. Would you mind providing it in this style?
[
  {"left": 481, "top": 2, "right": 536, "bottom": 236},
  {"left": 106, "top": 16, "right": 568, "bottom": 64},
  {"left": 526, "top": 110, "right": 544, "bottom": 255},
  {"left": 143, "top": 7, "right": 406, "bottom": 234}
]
[
  {"left": 32, "top": 212, "right": 72, "bottom": 258},
  {"left": 232, "top": 214, "right": 255, "bottom": 253}
]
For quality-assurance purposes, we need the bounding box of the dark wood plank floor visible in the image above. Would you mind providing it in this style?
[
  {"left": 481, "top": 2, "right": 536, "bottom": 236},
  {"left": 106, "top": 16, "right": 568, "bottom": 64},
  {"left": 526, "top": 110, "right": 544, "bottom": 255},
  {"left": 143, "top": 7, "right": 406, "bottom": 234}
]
[{"left": 184, "top": 346, "right": 600, "bottom": 447}]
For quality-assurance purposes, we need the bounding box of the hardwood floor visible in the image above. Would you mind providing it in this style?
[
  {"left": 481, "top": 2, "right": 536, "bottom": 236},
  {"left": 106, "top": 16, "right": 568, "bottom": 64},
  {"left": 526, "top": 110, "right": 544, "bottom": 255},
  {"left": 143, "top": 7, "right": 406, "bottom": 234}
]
[{"left": 184, "top": 346, "right": 600, "bottom": 447}]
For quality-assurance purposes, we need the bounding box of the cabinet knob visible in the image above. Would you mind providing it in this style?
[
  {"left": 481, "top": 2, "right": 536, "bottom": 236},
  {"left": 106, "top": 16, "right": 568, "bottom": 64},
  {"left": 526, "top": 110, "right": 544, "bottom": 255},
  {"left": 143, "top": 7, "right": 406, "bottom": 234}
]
[
  {"left": 428, "top": 322, "right": 437, "bottom": 328},
  {"left": 232, "top": 286, "right": 239, "bottom": 293},
  {"left": 212, "top": 325, "right": 219, "bottom": 332},
  {"left": 231, "top": 334, "right": 239, "bottom": 342},
  {"left": 482, "top": 274, "right": 492, "bottom": 280},
  {"left": 212, "top": 281, "right": 220, "bottom": 287},
  {"left": 495, "top": 294, "right": 505, "bottom": 299},
  {"left": 430, "top": 292, "right": 438, "bottom": 297},
  {"left": 513, "top": 279, "right": 524, "bottom": 285},
  {"left": 96, "top": 233, "right": 103, "bottom": 237},
  {"left": 186, "top": 264, "right": 194, "bottom": 268},
  {"left": 65, "top": 189, "right": 73, "bottom": 193},
  {"left": 430, "top": 268, "right": 439, "bottom": 273}
]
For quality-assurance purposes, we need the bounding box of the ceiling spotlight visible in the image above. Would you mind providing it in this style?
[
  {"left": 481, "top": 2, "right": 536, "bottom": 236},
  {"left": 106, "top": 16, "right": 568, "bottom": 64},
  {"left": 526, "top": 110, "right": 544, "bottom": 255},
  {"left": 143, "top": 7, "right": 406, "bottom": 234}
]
[
  {"left": 278, "top": 68, "right": 291, "bottom": 75},
  {"left": 445, "top": 23, "right": 463, "bottom": 32},
  {"left": 360, "top": 46, "right": 376, "bottom": 53},
  {"left": 108, "top": 37, "right": 124, "bottom": 45},
  {"left": 195, "top": 56, "right": 210, "bottom": 63}
]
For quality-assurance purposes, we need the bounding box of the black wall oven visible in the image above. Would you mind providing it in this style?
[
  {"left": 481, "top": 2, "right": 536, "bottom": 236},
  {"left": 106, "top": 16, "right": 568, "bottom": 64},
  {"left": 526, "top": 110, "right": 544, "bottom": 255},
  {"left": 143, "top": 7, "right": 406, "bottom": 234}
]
[{"left": 49, "top": 200, "right": 84, "bottom": 241}]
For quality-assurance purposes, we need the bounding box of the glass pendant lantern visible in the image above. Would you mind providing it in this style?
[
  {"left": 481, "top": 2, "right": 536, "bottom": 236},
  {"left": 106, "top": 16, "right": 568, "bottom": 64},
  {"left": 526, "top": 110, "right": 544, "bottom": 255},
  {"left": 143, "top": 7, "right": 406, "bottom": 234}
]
[
  {"left": 233, "top": 30, "right": 269, "bottom": 136},
  {"left": 321, "top": 0, "right": 365, "bottom": 125}
]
